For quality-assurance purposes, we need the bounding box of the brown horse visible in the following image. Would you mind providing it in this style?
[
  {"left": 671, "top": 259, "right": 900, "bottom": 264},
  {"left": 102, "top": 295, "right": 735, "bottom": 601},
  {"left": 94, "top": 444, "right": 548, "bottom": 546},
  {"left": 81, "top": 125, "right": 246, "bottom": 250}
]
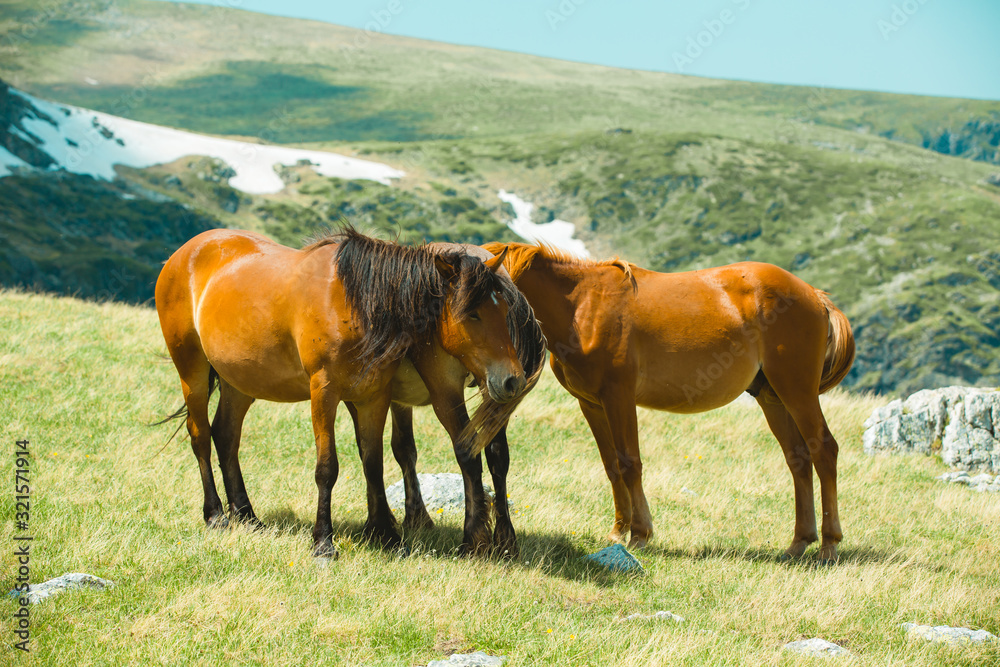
[
  {"left": 155, "top": 227, "right": 532, "bottom": 558},
  {"left": 480, "top": 242, "right": 855, "bottom": 563},
  {"left": 345, "top": 243, "right": 545, "bottom": 557}
]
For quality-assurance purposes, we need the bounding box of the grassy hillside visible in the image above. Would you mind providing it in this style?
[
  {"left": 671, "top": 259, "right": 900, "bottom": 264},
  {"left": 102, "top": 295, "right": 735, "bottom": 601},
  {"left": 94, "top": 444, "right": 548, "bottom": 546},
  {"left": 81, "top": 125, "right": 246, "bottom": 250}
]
[
  {"left": 2, "top": 0, "right": 1000, "bottom": 395},
  {"left": 2, "top": 289, "right": 999, "bottom": 665}
]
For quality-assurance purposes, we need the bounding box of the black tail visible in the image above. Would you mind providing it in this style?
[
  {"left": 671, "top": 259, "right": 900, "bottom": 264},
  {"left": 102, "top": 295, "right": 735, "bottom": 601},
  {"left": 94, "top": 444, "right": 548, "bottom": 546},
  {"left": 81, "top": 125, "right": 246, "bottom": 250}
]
[{"left": 151, "top": 366, "right": 220, "bottom": 443}]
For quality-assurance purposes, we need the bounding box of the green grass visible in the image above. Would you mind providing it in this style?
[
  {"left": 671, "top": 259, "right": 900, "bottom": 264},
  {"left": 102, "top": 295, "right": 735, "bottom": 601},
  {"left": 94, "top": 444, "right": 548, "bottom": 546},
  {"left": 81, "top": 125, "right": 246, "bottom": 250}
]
[{"left": 1, "top": 289, "right": 999, "bottom": 665}]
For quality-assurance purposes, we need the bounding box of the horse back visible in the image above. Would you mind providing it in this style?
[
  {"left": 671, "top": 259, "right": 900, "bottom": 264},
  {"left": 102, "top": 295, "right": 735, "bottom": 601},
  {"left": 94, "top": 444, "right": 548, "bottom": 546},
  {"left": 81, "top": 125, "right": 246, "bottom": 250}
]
[{"left": 156, "top": 230, "right": 360, "bottom": 402}]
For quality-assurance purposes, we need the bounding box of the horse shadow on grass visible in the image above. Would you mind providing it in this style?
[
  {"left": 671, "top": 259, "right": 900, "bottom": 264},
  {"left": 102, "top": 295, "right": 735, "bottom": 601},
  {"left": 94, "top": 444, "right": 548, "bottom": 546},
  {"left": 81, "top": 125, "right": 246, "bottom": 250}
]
[
  {"left": 257, "top": 508, "right": 934, "bottom": 579},
  {"left": 259, "top": 507, "right": 631, "bottom": 587},
  {"left": 639, "top": 541, "right": 944, "bottom": 572}
]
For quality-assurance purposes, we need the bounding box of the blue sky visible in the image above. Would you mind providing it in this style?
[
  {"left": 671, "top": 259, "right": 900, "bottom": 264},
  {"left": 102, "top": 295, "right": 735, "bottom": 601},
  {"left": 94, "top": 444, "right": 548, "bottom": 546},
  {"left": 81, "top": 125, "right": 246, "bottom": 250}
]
[{"left": 162, "top": 0, "right": 1000, "bottom": 100}]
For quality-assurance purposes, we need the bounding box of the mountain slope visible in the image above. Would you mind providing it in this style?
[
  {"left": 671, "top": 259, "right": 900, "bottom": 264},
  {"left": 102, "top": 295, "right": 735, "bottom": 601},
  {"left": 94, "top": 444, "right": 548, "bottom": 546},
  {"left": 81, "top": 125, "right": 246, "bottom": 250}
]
[{"left": 2, "top": 0, "right": 1000, "bottom": 395}]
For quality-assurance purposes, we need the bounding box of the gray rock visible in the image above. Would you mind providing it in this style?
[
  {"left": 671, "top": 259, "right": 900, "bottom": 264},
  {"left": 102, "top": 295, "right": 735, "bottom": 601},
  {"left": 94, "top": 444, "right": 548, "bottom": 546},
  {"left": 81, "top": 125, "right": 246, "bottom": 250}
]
[
  {"left": 901, "top": 622, "right": 998, "bottom": 645},
  {"left": 385, "top": 473, "right": 498, "bottom": 515},
  {"left": 581, "top": 544, "right": 645, "bottom": 575},
  {"left": 426, "top": 651, "right": 505, "bottom": 667},
  {"left": 935, "top": 470, "right": 998, "bottom": 492},
  {"left": 10, "top": 573, "right": 114, "bottom": 604},
  {"left": 863, "top": 387, "right": 1000, "bottom": 473},
  {"left": 936, "top": 471, "right": 970, "bottom": 484},
  {"left": 680, "top": 486, "right": 698, "bottom": 497},
  {"left": 782, "top": 637, "right": 851, "bottom": 657},
  {"left": 622, "top": 610, "right": 684, "bottom": 622}
]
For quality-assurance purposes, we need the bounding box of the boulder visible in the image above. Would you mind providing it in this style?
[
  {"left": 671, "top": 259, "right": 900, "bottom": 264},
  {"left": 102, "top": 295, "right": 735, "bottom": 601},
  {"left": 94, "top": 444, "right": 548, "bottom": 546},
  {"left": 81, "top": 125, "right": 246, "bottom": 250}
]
[
  {"left": 863, "top": 387, "right": 1000, "bottom": 472},
  {"left": 385, "top": 473, "right": 499, "bottom": 515}
]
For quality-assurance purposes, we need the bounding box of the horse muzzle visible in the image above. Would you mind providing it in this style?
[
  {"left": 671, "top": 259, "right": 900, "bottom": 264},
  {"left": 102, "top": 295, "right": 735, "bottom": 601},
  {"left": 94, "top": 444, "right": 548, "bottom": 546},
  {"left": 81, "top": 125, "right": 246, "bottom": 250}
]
[{"left": 486, "top": 371, "right": 526, "bottom": 404}]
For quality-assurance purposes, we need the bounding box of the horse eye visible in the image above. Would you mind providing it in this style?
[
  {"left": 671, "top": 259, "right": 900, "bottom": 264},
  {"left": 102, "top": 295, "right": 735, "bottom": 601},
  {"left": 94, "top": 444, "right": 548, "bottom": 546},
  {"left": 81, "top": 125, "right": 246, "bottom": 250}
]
[{"left": 470, "top": 311, "right": 482, "bottom": 322}]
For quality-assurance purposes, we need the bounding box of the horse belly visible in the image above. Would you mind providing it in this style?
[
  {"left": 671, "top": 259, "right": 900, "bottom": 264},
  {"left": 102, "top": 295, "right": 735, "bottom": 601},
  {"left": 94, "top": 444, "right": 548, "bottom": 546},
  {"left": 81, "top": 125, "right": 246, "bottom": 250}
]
[
  {"left": 391, "top": 359, "right": 432, "bottom": 407},
  {"left": 634, "top": 346, "right": 761, "bottom": 414},
  {"left": 197, "top": 291, "right": 312, "bottom": 403}
]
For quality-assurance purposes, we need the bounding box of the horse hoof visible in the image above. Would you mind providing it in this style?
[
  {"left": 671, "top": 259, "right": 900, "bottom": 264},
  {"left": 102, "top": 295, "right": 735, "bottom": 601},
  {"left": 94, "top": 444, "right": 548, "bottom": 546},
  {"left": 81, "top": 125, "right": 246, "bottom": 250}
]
[
  {"left": 312, "top": 541, "right": 339, "bottom": 559},
  {"left": 402, "top": 513, "right": 435, "bottom": 531},
  {"left": 627, "top": 536, "right": 649, "bottom": 550},
  {"left": 206, "top": 514, "right": 230, "bottom": 530}
]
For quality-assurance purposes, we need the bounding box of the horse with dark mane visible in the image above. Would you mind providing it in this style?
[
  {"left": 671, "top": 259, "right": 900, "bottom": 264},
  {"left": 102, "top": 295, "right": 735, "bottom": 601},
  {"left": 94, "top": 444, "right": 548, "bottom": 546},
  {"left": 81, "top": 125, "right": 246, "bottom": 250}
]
[
  {"left": 155, "top": 227, "right": 538, "bottom": 557},
  {"left": 346, "top": 243, "right": 546, "bottom": 557},
  {"left": 468, "top": 242, "right": 855, "bottom": 563}
]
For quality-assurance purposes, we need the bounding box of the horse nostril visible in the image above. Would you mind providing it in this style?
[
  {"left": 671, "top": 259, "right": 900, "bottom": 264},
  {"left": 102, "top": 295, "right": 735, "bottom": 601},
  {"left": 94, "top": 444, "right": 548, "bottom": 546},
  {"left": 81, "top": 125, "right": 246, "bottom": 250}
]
[{"left": 503, "top": 375, "right": 522, "bottom": 396}]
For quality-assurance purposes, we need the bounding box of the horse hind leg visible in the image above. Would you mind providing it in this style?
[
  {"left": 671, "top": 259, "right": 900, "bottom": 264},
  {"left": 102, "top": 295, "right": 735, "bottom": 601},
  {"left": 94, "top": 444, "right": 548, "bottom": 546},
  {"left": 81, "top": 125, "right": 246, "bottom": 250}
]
[
  {"left": 212, "top": 378, "right": 260, "bottom": 527},
  {"left": 783, "top": 395, "right": 841, "bottom": 564},
  {"left": 389, "top": 405, "right": 435, "bottom": 531},
  {"left": 350, "top": 397, "right": 403, "bottom": 552},
  {"left": 755, "top": 391, "right": 820, "bottom": 559},
  {"left": 174, "top": 352, "right": 227, "bottom": 528}
]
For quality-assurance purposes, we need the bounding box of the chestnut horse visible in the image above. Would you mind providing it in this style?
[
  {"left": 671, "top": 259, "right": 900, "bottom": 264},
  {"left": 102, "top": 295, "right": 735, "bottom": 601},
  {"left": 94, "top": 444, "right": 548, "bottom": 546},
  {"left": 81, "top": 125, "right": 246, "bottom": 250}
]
[
  {"left": 155, "top": 228, "right": 534, "bottom": 558},
  {"left": 345, "top": 243, "right": 546, "bottom": 558},
  {"left": 480, "top": 242, "right": 855, "bottom": 563}
]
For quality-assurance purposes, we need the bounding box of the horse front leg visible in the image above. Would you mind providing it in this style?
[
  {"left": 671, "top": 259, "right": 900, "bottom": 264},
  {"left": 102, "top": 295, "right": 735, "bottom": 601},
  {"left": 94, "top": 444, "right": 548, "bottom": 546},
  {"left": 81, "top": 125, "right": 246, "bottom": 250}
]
[
  {"left": 577, "top": 398, "right": 632, "bottom": 545},
  {"left": 484, "top": 426, "right": 517, "bottom": 559},
  {"left": 432, "top": 394, "right": 491, "bottom": 557},
  {"left": 308, "top": 373, "right": 340, "bottom": 558}
]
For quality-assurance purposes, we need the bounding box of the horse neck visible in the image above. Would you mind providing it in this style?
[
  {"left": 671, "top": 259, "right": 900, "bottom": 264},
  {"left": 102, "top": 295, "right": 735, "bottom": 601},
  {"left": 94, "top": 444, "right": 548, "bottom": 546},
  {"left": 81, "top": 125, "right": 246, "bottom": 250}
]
[{"left": 515, "top": 256, "right": 592, "bottom": 346}]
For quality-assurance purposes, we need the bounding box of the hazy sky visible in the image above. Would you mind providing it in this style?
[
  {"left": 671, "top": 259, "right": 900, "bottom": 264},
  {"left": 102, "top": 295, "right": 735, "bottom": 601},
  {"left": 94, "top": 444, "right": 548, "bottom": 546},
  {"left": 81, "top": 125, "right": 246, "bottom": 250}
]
[{"left": 161, "top": 0, "right": 1000, "bottom": 100}]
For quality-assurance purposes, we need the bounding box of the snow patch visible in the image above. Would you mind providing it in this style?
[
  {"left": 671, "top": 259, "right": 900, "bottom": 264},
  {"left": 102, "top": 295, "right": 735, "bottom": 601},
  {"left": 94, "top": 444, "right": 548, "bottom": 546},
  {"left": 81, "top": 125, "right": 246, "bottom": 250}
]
[
  {"left": 5, "top": 89, "right": 404, "bottom": 194},
  {"left": 0, "top": 146, "right": 28, "bottom": 176},
  {"left": 498, "top": 190, "right": 588, "bottom": 257}
]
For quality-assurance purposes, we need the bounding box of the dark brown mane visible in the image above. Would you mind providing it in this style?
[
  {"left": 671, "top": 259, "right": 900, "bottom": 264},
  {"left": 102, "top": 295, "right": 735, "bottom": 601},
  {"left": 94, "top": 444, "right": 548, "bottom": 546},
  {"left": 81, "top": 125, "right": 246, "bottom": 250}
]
[
  {"left": 482, "top": 242, "right": 637, "bottom": 292},
  {"left": 328, "top": 227, "right": 524, "bottom": 375}
]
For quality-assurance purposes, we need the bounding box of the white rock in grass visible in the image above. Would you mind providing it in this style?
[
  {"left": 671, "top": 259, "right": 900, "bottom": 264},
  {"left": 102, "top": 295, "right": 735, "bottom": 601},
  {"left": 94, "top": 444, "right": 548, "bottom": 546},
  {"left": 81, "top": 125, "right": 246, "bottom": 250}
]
[
  {"left": 782, "top": 638, "right": 851, "bottom": 657},
  {"left": 902, "top": 623, "right": 998, "bottom": 645},
  {"left": 385, "top": 473, "right": 499, "bottom": 515},
  {"left": 622, "top": 610, "right": 684, "bottom": 623},
  {"left": 11, "top": 573, "right": 114, "bottom": 603},
  {"left": 426, "top": 651, "right": 505, "bottom": 666}
]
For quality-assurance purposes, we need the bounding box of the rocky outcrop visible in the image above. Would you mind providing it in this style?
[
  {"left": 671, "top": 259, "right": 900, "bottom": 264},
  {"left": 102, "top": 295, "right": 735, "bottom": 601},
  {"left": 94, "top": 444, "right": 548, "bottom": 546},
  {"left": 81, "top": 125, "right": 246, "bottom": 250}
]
[{"left": 863, "top": 387, "right": 1000, "bottom": 473}]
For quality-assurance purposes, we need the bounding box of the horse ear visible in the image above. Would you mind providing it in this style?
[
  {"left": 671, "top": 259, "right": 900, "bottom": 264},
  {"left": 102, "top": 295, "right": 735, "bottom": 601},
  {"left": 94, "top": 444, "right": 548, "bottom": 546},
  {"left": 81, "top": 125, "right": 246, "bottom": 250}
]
[
  {"left": 435, "top": 254, "right": 459, "bottom": 281},
  {"left": 484, "top": 247, "right": 508, "bottom": 273}
]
